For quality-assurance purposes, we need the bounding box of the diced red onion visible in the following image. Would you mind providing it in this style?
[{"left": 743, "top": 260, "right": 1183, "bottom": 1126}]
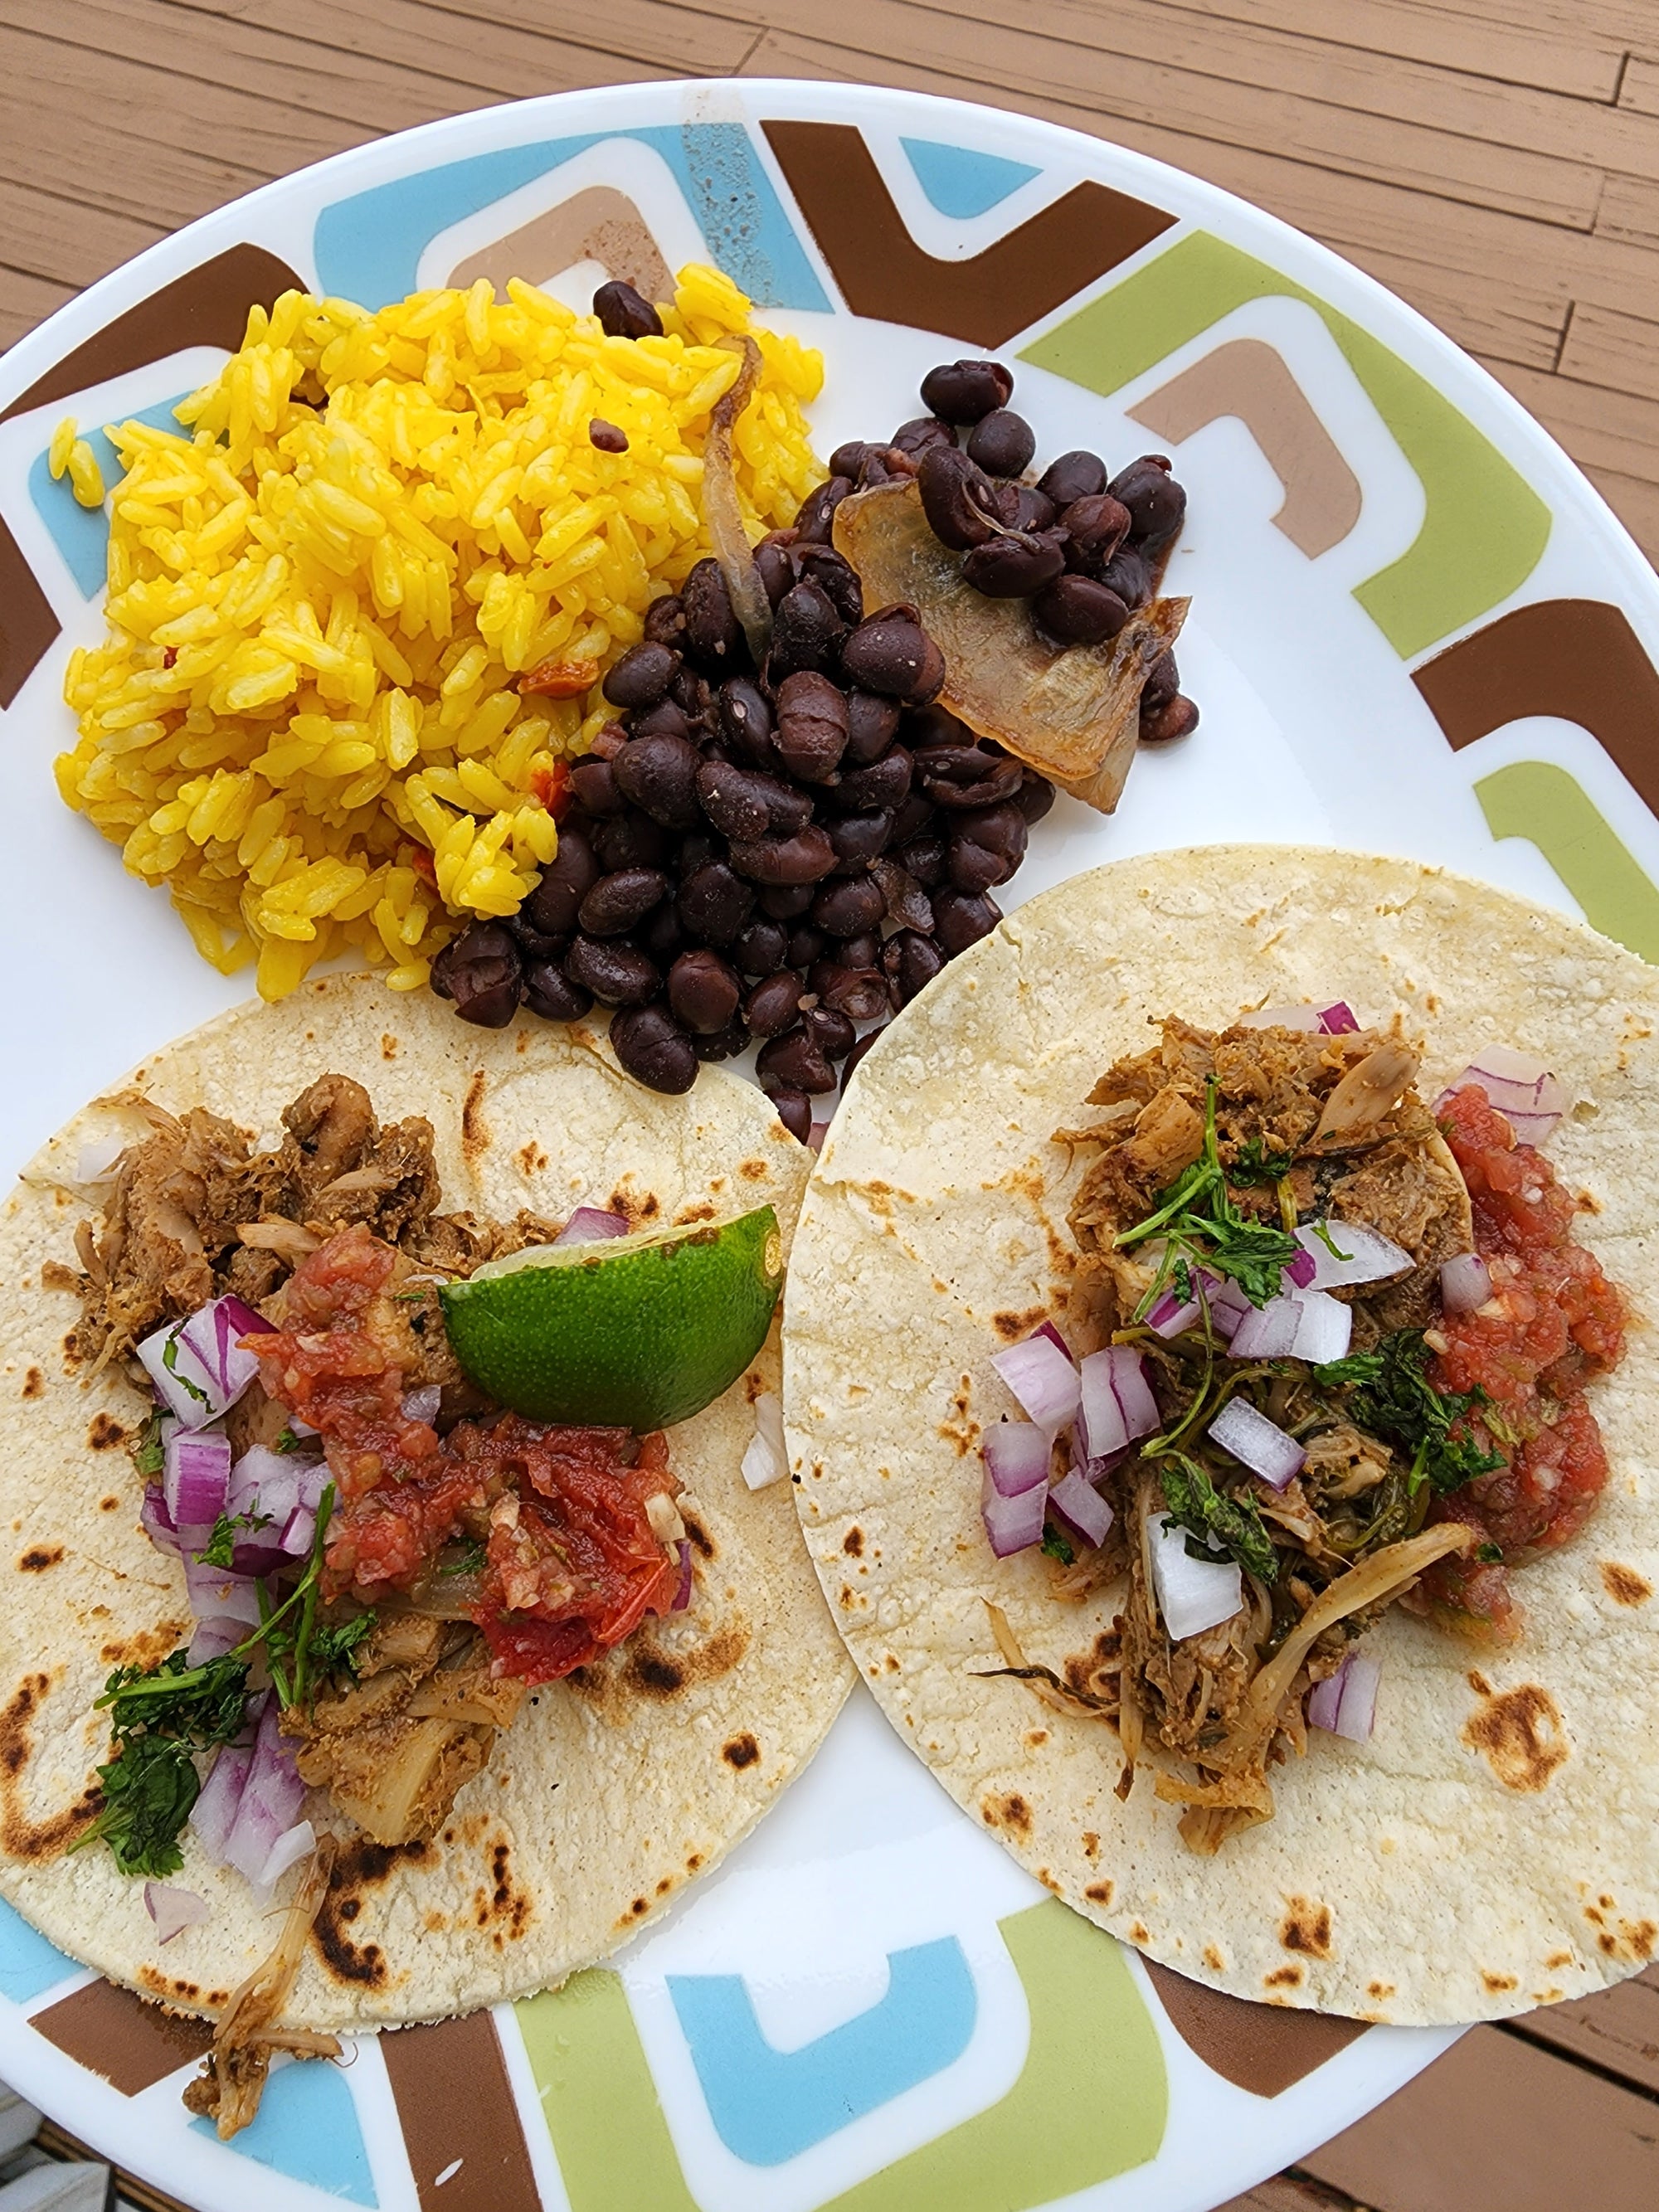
[
  {"left": 980, "top": 1461, "right": 1048, "bottom": 1556},
  {"left": 140, "top": 1483, "right": 181, "bottom": 1557},
  {"left": 808, "top": 1121, "right": 829, "bottom": 1154},
  {"left": 187, "top": 1616, "right": 243, "bottom": 1666},
  {"left": 1284, "top": 1247, "right": 1317, "bottom": 1289},
  {"left": 279, "top": 1503, "right": 317, "bottom": 1558},
  {"left": 1287, "top": 1287, "right": 1352, "bottom": 1364},
  {"left": 739, "top": 1393, "right": 787, "bottom": 1490},
  {"left": 222, "top": 1701, "right": 306, "bottom": 1892},
  {"left": 401, "top": 1383, "right": 442, "bottom": 1426},
  {"left": 1201, "top": 1273, "right": 1252, "bottom": 1341},
  {"left": 990, "top": 1333, "right": 1082, "bottom": 1435},
  {"left": 982, "top": 1420, "right": 1051, "bottom": 1497},
  {"left": 1294, "top": 1219, "right": 1412, "bottom": 1290},
  {"left": 1078, "top": 1344, "right": 1160, "bottom": 1458},
  {"left": 1439, "top": 1252, "right": 1492, "bottom": 1314},
  {"left": 294, "top": 1460, "right": 328, "bottom": 1511},
  {"left": 1236, "top": 1004, "right": 1323, "bottom": 1032},
  {"left": 164, "top": 1427, "right": 231, "bottom": 1532},
  {"left": 144, "top": 1882, "right": 209, "bottom": 1944},
  {"left": 671, "top": 1538, "right": 693, "bottom": 1612},
  {"left": 1146, "top": 1287, "right": 1200, "bottom": 1338},
  {"left": 1030, "top": 1320, "right": 1073, "bottom": 1361},
  {"left": 255, "top": 1818, "right": 316, "bottom": 1896},
  {"left": 1317, "top": 1002, "right": 1360, "bottom": 1035},
  {"left": 1207, "top": 1397, "right": 1306, "bottom": 1490},
  {"left": 1150, "top": 1514, "right": 1243, "bottom": 1641},
  {"left": 1108, "top": 1344, "right": 1159, "bottom": 1435},
  {"left": 1435, "top": 1048, "right": 1565, "bottom": 1146},
  {"left": 1226, "top": 1294, "right": 1302, "bottom": 1359},
  {"left": 1048, "top": 1468, "right": 1114, "bottom": 1548},
  {"left": 183, "top": 1554, "right": 262, "bottom": 1628},
  {"left": 139, "top": 1295, "right": 269, "bottom": 1429},
  {"left": 189, "top": 1735, "right": 255, "bottom": 1860},
  {"left": 553, "top": 1207, "right": 630, "bottom": 1245},
  {"left": 1307, "top": 1649, "right": 1381, "bottom": 1742}
]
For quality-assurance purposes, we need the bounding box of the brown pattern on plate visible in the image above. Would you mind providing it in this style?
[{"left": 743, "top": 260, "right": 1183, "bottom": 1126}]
[
  {"left": 29, "top": 1980, "right": 213, "bottom": 2096},
  {"left": 448, "top": 185, "right": 674, "bottom": 306},
  {"left": 1142, "top": 1957, "right": 1366, "bottom": 2096},
  {"left": 380, "top": 2010, "right": 541, "bottom": 2212},
  {"left": 761, "top": 120, "right": 1173, "bottom": 348}
]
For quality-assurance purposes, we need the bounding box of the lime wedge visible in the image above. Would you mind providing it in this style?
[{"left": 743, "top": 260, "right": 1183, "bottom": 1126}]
[{"left": 439, "top": 1205, "right": 784, "bottom": 1429}]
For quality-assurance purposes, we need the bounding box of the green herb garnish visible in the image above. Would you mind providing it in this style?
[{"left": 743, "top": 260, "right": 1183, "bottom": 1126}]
[
  {"left": 273, "top": 1427, "right": 302, "bottom": 1454},
  {"left": 1475, "top": 1542, "right": 1503, "bottom": 1564},
  {"left": 1231, "top": 1135, "right": 1296, "bottom": 1186},
  {"left": 437, "top": 1538, "right": 487, "bottom": 1578},
  {"left": 194, "top": 1506, "right": 274, "bottom": 1571},
  {"left": 1041, "top": 1525, "right": 1076, "bottom": 1567},
  {"left": 133, "top": 1410, "right": 167, "bottom": 1480},
  {"left": 1117, "top": 1081, "right": 1300, "bottom": 1310},
  {"left": 1315, "top": 1330, "right": 1505, "bottom": 1495},
  {"left": 1158, "top": 1453, "right": 1278, "bottom": 1582},
  {"left": 159, "top": 1328, "right": 208, "bottom": 1407}
]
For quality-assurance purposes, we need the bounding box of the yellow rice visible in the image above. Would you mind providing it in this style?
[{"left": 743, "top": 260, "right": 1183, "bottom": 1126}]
[{"left": 56, "top": 265, "right": 825, "bottom": 999}]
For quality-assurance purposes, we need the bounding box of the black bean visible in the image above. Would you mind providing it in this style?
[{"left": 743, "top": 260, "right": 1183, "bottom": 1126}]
[
  {"left": 579, "top": 867, "right": 669, "bottom": 936},
  {"left": 768, "top": 580, "right": 847, "bottom": 678},
  {"left": 856, "top": 445, "right": 915, "bottom": 489},
  {"left": 873, "top": 856, "right": 937, "bottom": 934},
  {"left": 746, "top": 970, "right": 808, "bottom": 1037},
  {"left": 786, "top": 922, "right": 826, "bottom": 970},
  {"left": 1109, "top": 455, "right": 1186, "bottom": 546},
  {"left": 1141, "top": 649, "right": 1180, "bottom": 712},
  {"left": 694, "top": 1018, "right": 750, "bottom": 1062},
  {"left": 718, "top": 676, "right": 775, "bottom": 766},
  {"left": 1099, "top": 542, "right": 1154, "bottom": 610},
  {"left": 840, "top": 607, "right": 945, "bottom": 702},
  {"left": 567, "top": 756, "right": 625, "bottom": 817},
  {"left": 917, "top": 445, "right": 1002, "bottom": 551},
  {"left": 613, "top": 732, "right": 702, "bottom": 828},
  {"left": 732, "top": 917, "right": 789, "bottom": 976},
  {"left": 1039, "top": 450, "right": 1108, "bottom": 507},
  {"left": 962, "top": 531, "right": 1065, "bottom": 599},
  {"left": 1034, "top": 574, "right": 1130, "bottom": 647},
  {"left": 566, "top": 935, "right": 660, "bottom": 1007},
  {"left": 1009, "top": 485, "right": 1057, "bottom": 533},
  {"left": 895, "top": 833, "right": 946, "bottom": 888},
  {"left": 506, "top": 909, "right": 566, "bottom": 962},
  {"left": 802, "top": 1004, "right": 856, "bottom": 1060},
  {"left": 770, "top": 1086, "right": 814, "bottom": 1143},
  {"left": 627, "top": 698, "right": 692, "bottom": 743},
  {"left": 696, "top": 759, "right": 770, "bottom": 842},
  {"left": 758, "top": 880, "right": 815, "bottom": 920},
  {"left": 792, "top": 476, "right": 852, "bottom": 546},
  {"left": 754, "top": 537, "right": 797, "bottom": 608},
  {"left": 1141, "top": 693, "right": 1200, "bottom": 744},
  {"left": 1059, "top": 493, "right": 1131, "bottom": 576},
  {"left": 882, "top": 928, "right": 945, "bottom": 1006},
  {"left": 674, "top": 830, "right": 718, "bottom": 881},
  {"left": 677, "top": 860, "right": 754, "bottom": 946},
  {"left": 668, "top": 948, "right": 742, "bottom": 1033},
  {"left": 640, "top": 902, "right": 688, "bottom": 963},
  {"left": 1017, "top": 771, "right": 1056, "bottom": 824},
  {"left": 827, "top": 440, "right": 871, "bottom": 479},
  {"left": 593, "top": 809, "right": 669, "bottom": 873},
  {"left": 933, "top": 887, "right": 1002, "bottom": 956},
  {"left": 589, "top": 417, "right": 629, "bottom": 454},
  {"left": 795, "top": 546, "right": 864, "bottom": 626},
  {"left": 643, "top": 594, "right": 686, "bottom": 649},
  {"left": 842, "top": 1023, "right": 888, "bottom": 1088},
  {"left": 593, "top": 280, "right": 663, "bottom": 340},
  {"left": 681, "top": 558, "right": 745, "bottom": 674},
  {"left": 521, "top": 960, "right": 592, "bottom": 1022},
  {"left": 431, "top": 922, "right": 522, "bottom": 1027},
  {"left": 773, "top": 672, "right": 849, "bottom": 783},
  {"left": 837, "top": 929, "right": 881, "bottom": 970},
  {"left": 966, "top": 408, "right": 1036, "bottom": 478},
  {"left": 890, "top": 790, "right": 937, "bottom": 845},
  {"left": 917, "top": 746, "right": 1024, "bottom": 810},
  {"left": 834, "top": 745, "right": 912, "bottom": 814},
  {"left": 827, "top": 809, "right": 893, "bottom": 870},
  {"left": 844, "top": 689, "right": 901, "bottom": 765},
  {"left": 947, "top": 809, "right": 1025, "bottom": 893},
  {"left": 669, "top": 666, "right": 713, "bottom": 726},
  {"left": 611, "top": 1003, "right": 697, "bottom": 1093},
  {"left": 816, "top": 965, "right": 889, "bottom": 1023},
  {"left": 920, "top": 359, "right": 1014, "bottom": 423},
  {"left": 811, "top": 875, "right": 885, "bottom": 938},
  {"left": 603, "top": 641, "right": 676, "bottom": 711},
  {"left": 757, "top": 1026, "right": 836, "bottom": 1095},
  {"left": 890, "top": 415, "right": 956, "bottom": 457},
  {"left": 526, "top": 825, "right": 600, "bottom": 936}
]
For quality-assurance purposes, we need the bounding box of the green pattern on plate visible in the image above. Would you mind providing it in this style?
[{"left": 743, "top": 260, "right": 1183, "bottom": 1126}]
[
  {"left": 516, "top": 1900, "right": 1167, "bottom": 2211},
  {"left": 1475, "top": 760, "right": 1659, "bottom": 963},
  {"left": 1020, "top": 231, "right": 1550, "bottom": 661}
]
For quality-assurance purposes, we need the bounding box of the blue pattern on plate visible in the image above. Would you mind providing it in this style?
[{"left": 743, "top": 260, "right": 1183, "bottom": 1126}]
[
  {"left": 192, "top": 2054, "right": 377, "bottom": 2205},
  {"left": 665, "top": 1936, "right": 977, "bottom": 2167},
  {"left": 0, "top": 1900, "right": 76, "bottom": 2006},
  {"left": 27, "top": 396, "right": 189, "bottom": 598},
  {"left": 899, "top": 138, "right": 1041, "bottom": 219},
  {"left": 314, "top": 126, "right": 830, "bottom": 314}
]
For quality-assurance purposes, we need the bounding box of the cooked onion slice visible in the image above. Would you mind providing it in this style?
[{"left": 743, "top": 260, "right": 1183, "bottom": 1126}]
[
  {"left": 145, "top": 1882, "right": 209, "bottom": 1944},
  {"left": 1294, "top": 1218, "right": 1413, "bottom": 1290},
  {"left": 1235, "top": 1004, "right": 1323, "bottom": 1033},
  {"left": 990, "top": 1330, "right": 1081, "bottom": 1434},
  {"left": 833, "top": 479, "right": 1186, "bottom": 811},
  {"left": 1150, "top": 1514, "right": 1243, "bottom": 1641},
  {"left": 1207, "top": 1397, "right": 1305, "bottom": 1490},
  {"left": 1439, "top": 1252, "right": 1493, "bottom": 1313},
  {"left": 1436, "top": 1047, "right": 1565, "bottom": 1145},
  {"left": 1048, "top": 1468, "right": 1114, "bottom": 1548},
  {"left": 740, "top": 1392, "right": 787, "bottom": 1490},
  {"left": 1307, "top": 1649, "right": 1381, "bottom": 1741},
  {"left": 704, "top": 335, "right": 773, "bottom": 666}
]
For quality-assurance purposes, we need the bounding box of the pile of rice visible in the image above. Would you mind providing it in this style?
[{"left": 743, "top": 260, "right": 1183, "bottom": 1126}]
[{"left": 56, "top": 266, "right": 825, "bottom": 999}]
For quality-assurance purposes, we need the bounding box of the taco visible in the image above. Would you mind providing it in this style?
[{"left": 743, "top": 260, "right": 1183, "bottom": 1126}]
[
  {"left": 784, "top": 845, "right": 1659, "bottom": 2025},
  {"left": 0, "top": 975, "right": 850, "bottom": 2127}
]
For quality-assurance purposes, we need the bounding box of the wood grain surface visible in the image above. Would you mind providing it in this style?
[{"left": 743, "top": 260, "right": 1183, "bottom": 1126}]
[{"left": 1, "top": 6, "right": 1657, "bottom": 2210}]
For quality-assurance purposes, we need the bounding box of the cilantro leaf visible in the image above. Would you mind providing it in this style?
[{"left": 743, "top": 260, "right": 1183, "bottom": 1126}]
[
  {"left": 1231, "top": 1135, "right": 1296, "bottom": 1186},
  {"left": 133, "top": 1411, "right": 167, "bottom": 1480},
  {"left": 1158, "top": 1454, "right": 1278, "bottom": 1582},
  {"left": 75, "top": 1650, "right": 251, "bottom": 1879},
  {"left": 1041, "top": 1525, "right": 1076, "bottom": 1567},
  {"left": 1117, "top": 1082, "right": 1300, "bottom": 1310},
  {"left": 1315, "top": 1330, "right": 1505, "bottom": 1495},
  {"left": 194, "top": 1506, "right": 273, "bottom": 1572}
]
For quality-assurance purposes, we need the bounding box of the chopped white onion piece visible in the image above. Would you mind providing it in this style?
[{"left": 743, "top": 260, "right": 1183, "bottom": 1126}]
[
  {"left": 138, "top": 1294, "right": 270, "bottom": 1430},
  {"left": 74, "top": 1135, "right": 128, "bottom": 1186},
  {"left": 1108, "top": 1345, "right": 1160, "bottom": 1436},
  {"left": 1226, "top": 1295, "right": 1302, "bottom": 1359},
  {"left": 990, "top": 1333, "right": 1082, "bottom": 1435},
  {"left": 1236, "top": 1004, "right": 1324, "bottom": 1032},
  {"left": 1307, "top": 1650, "right": 1381, "bottom": 1742},
  {"left": 739, "top": 1393, "right": 788, "bottom": 1490},
  {"left": 1293, "top": 1218, "right": 1413, "bottom": 1290},
  {"left": 1048, "top": 1468, "right": 1114, "bottom": 1548},
  {"left": 1207, "top": 1397, "right": 1306, "bottom": 1490},
  {"left": 1150, "top": 1514, "right": 1243, "bottom": 1641},
  {"left": 255, "top": 1818, "right": 316, "bottom": 1897},
  {"left": 980, "top": 1463, "right": 1048, "bottom": 1556},
  {"left": 222, "top": 1701, "right": 305, "bottom": 1892},
  {"left": 1439, "top": 1252, "right": 1493, "bottom": 1314},
  {"left": 183, "top": 1555, "right": 262, "bottom": 1628},
  {"left": 982, "top": 1420, "right": 1051, "bottom": 1497},
  {"left": 144, "top": 1882, "right": 209, "bottom": 1944},
  {"left": 1287, "top": 1288, "right": 1352, "bottom": 1364},
  {"left": 189, "top": 1736, "right": 255, "bottom": 1861},
  {"left": 645, "top": 1491, "right": 685, "bottom": 1545}
]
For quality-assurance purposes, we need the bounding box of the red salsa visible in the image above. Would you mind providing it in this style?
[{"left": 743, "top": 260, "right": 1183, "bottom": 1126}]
[
  {"left": 252, "top": 1223, "right": 681, "bottom": 1682},
  {"left": 1424, "top": 1084, "right": 1627, "bottom": 1636}
]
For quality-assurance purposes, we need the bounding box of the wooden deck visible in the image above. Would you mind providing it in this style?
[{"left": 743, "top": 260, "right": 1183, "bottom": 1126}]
[{"left": 2, "top": 3, "right": 1658, "bottom": 2207}]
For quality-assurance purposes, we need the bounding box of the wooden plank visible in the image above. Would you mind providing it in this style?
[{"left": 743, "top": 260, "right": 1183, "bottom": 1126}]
[
  {"left": 1504, "top": 1966, "right": 1659, "bottom": 2095},
  {"left": 1581, "top": 464, "right": 1659, "bottom": 563},
  {"left": 1299, "top": 2022, "right": 1659, "bottom": 2212},
  {"left": 0, "top": 178, "right": 166, "bottom": 294},
  {"left": 1214, "top": 2176, "right": 1365, "bottom": 2212},
  {"left": 1328, "top": 235, "right": 1566, "bottom": 369},
  {"left": 1598, "top": 173, "right": 1659, "bottom": 248},
  {"left": 1620, "top": 57, "right": 1659, "bottom": 117},
  {"left": 1480, "top": 353, "right": 1659, "bottom": 482},
  {"left": 0, "top": 262, "right": 74, "bottom": 353},
  {"left": 1560, "top": 301, "right": 1659, "bottom": 401}
]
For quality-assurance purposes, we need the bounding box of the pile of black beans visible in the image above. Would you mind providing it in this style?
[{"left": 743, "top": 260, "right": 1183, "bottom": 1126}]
[
  {"left": 836, "top": 356, "right": 1198, "bottom": 746},
  {"left": 427, "top": 329, "right": 1195, "bottom": 1114}
]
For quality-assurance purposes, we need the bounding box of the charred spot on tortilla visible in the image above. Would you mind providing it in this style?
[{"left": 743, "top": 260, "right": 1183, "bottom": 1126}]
[
  {"left": 99, "top": 1496, "right": 119, "bottom": 1512},
  {"left": 1369, "top": 1980, "right": 1396, "bottom": 2000},
  {"left": 681, "top": 1510, "right": 715, "bottom": 1560},
  {"left": 1280, "top": 1899, "right": 1334, "bottom": 1959},
  {"left": 1087, "top": 1881, "right": 1114, "bottom": 1906},
  {"left": 1204, "top": 1945, "right": 1225, "bottom": 1971},
  {"left": 1600, "top": 1562, "right": 1652, "bottom": 1606},
  {"left": 843, "top": 1527, "right": 864, "bottom": 1557},
  {"left": 722, "top": 1733, "right": 760, "bottom": 1768},
  {"left": 1082, "top": 1831, "right": 1100, "bottom": 1861},
  {"left": 1263, "top": 1965, "right": 1303, "bottom": 1989},
  {"left": 313, "top": 1838, "right": 422, "bottom": 1986},
  {"left": 381, "top": 1035, "right": 398, "bottom": 1061},
  {"left": 515, "top": 1142, "right": 548, "bottom": 1177},
  {"left": 983, "top": 1791, "right": 1032, "bottom": 1835},
  {"left": 17, "top": 1548, "right": 61, "bottom": 1572},
  {"left": 993, "top": 1307, "right": 1049, "bottom": 1341},
  {"left": 1481, "top": 1971, "right": 1518, "bottom": 1993},
  {"left": 625, "top": 1624, "right": 749, "bottom": 1702},
  {"left": 86, "top": 1413, "right": 125, "bottom": 1451},
  {"left": 1462, "top": 1682, "right": 1569, "bottom": 1791},
  {"left": 21, "top": 1369, "right": 41, "bottom": 1399},
  {"left": 460, "top": 1070, "right": 489, "bottom": 1163}
]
